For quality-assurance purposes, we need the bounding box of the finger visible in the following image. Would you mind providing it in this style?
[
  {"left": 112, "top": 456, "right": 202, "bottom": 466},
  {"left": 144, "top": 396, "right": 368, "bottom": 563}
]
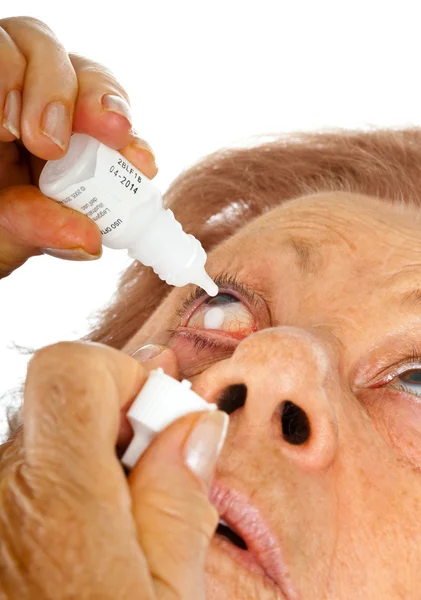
[
  {"left": 129, "top": 410, "right": 229, "bottom": 600},
  {"left": 69, "top": 54, "right": 158, "bottom": 178},
  {"left": 18, "top": 341, "right": 155, "bottom": 600},
  {"left": 131, "top": 345, "right": 180, "bottom": 378},
  {"left": 0, "top": 25, "right": 25, "bottom": 141},
  {"left": 24, "top": 342, "right": 145, "bottom": 488},
  {"left": 119, "top": 134, "right": 158, "bottom": 180},
  {"left": 0, "top": 17, "right": 77, "bottom": 159},
  {"left": 0, "top": 185, "right": 102, "bottom": 277},
  {"left": 117, "top": 347, "right": 180, "bottom": 451},
  {"left": 69, "top": 54, "right": 133, "bottom": 148}
]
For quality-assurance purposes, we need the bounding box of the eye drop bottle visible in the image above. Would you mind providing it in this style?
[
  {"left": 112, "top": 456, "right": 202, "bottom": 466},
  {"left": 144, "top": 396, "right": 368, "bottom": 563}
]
[{"left": 39, "top": 133, "right": 217, "bottom": 296}]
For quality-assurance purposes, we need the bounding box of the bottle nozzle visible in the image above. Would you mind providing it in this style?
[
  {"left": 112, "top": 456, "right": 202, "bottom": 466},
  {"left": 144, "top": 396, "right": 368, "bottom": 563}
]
[{"left": 193, "top": 271, "right": 218, "bottom": 296}]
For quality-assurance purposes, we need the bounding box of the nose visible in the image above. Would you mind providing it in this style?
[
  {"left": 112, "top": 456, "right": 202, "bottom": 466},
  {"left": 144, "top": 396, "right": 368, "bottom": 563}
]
[{"left": 193, "top": 327, "right": 339, "bottom": 472}]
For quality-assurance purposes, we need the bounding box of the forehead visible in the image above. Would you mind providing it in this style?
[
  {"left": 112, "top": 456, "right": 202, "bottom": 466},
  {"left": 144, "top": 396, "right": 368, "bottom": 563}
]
[{"left": 209, "top": 191, "right": 421, "bottom": 284}]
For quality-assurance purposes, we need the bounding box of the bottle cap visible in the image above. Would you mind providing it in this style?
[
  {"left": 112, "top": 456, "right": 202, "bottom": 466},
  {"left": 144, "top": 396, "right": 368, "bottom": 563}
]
[
  {"left": 39, "top": 133, "right": 99, "bottom": 197},
  {"left": 121, "top": 368, "right": 218, "bottom": 469}
]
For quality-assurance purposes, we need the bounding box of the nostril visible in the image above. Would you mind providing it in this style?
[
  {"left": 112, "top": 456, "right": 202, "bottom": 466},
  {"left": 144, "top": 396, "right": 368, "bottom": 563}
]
[
  {"left": 280, "top": 401, "right": 310, "bottom": 445},
  {"left": 218, "top": 384, "right": 247, "bottom": 415}
]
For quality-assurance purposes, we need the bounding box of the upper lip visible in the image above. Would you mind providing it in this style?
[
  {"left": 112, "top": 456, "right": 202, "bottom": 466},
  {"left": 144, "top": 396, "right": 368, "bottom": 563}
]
[{"left": 210, "top": 479, "right": 298, "bottom": 600}]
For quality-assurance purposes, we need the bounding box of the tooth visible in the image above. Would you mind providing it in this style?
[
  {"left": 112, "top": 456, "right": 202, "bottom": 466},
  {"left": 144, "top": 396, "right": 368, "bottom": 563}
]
[{"left": 219, "top": 518, "right": 229, "bottom": 527}]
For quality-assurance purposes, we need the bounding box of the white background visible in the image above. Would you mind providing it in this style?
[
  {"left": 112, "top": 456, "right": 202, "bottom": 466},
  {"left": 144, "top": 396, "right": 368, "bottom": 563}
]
[{"left": 1, "top": 0, "right": 421, "bottom": 441}]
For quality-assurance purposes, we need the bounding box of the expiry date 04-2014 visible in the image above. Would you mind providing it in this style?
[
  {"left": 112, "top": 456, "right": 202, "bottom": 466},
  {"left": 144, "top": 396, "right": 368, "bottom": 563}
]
[{"left": 109, "top": 159, "right": 143, "bottom": 195}]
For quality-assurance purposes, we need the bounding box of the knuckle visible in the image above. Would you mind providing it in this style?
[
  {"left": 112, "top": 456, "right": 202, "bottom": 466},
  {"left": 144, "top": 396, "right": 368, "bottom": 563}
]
[
  {"left": 29, "top": 341, "right": 100, "bottom": 374},
  {"left": 70, "top": 53, "right": 112, "bottom": 78},
  {"left": 26, "top": 343, "right": 115, "bottom": 420},
  {"left": 69, "top": 53, "right": 129, "bottom": 101},
  {"left": 0, "top": 16, "right": 21, "bottom": 28},
  {"left": 1, "top": 16, "right": 54, "bottom": 38},
  {"left": 27, "top": 343, "right": 120, "bottom": 398}
]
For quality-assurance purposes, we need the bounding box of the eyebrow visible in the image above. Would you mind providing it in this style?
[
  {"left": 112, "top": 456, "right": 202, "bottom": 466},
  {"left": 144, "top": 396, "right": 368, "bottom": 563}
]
[
  {"left": 178, "top": 235, "right": 321, "bottom": 318},
  {"left": 284, "top": 237, "right": 322, "bottom": 275},
  {"left": 400, "top": 288, "right": 421, "bottom": 308}
]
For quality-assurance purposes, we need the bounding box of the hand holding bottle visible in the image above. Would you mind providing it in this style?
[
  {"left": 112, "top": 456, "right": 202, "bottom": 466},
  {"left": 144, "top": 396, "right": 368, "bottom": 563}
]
[
  {"left": 0, "top": 16, "right": 157, "bottom": 278},
  {"left": 39, "top": 133, "right": 218, "bottom": 295}
]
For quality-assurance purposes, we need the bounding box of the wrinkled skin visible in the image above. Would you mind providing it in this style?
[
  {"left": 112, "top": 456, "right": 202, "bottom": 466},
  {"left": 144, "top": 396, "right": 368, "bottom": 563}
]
[
  {"left": 0, "top": 341, "right": 225, "bottom": 600},
  {"left": 126, "top": 192, "right": 421, "bottom": 599}
]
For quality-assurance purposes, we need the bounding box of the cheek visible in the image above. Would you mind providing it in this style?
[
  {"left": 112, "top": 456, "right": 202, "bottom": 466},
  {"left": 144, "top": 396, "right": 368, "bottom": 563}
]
[{"left": 359, "top": 389, "right": 421, "bottom": 466}]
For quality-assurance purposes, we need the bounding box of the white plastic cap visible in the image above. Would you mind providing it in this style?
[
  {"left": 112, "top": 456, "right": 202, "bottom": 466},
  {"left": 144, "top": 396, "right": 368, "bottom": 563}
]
[
  {"left": 39, "top": 133, "right": 100, "bottom": 196},
  {"left": 121, "top": 368, "right": 218, "bottom": 469}
]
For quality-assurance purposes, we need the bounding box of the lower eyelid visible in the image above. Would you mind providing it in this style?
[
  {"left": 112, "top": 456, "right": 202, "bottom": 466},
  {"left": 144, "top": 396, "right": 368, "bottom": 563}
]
[
  {"left": 166, "top": 330, "right": 236, "bottom": 378},
  {"left": 171, "top": 328, "right": 241, "bottom": 349}
]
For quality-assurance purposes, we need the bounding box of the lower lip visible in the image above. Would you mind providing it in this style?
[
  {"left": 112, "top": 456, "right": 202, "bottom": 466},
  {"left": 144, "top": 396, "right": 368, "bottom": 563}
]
[{"left": 212, "top": 534, "right": 286, "bottom": 595}]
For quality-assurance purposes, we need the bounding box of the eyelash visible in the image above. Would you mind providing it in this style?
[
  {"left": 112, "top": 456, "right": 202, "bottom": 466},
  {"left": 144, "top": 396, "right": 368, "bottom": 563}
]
[
  {"left": 176, "top": 272, "right": 256, "bottom": 321},
  {"left": 167, "top": 329, "right": 233, "bottom": 352},
  {"left": 376, "top": 349, "right": 421, "bottom": 385},
  {"left": 168, "top": 273, "right": 257, "bottom": 361},
  {"left": 371, "top": 348, "right": 421, "bottom": 398}
]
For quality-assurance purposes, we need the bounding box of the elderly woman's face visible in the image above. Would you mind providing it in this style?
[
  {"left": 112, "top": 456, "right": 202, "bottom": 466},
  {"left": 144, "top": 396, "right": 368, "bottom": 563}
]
[{"left": 126, "top": 192, "right": 421, "bottom": 599}]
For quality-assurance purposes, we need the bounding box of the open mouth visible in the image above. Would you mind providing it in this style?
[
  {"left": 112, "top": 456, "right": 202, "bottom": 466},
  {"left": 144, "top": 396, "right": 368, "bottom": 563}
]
[
  {"left": 212, "top": 515, "right": 287, "bottom": 594},
  {"left": 216, "top": 518, "right": 248, "bottom": 550},
  {"left": 210, "top": 480, "right": 297, "bottom": 599}
]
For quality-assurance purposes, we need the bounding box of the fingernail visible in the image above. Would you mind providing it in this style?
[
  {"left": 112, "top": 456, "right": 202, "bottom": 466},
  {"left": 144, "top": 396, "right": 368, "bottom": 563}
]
[
  {"left": 102, "top": 94, "right": 132, "bottom": 127},
  {"left": 40, "top": 101, "right": 71, "bottom": 151},
  {"left": 40, "top": 247, "right": 102, "bottom": 261},
  {"left": 2, "top": 90, "right": 21, "bottom": 138},
  {"left": 184, "top": 411, "right": 229, "bottom": 486},
  {"left": 132, "top": 344, "right": 166, "bottom": 361}
]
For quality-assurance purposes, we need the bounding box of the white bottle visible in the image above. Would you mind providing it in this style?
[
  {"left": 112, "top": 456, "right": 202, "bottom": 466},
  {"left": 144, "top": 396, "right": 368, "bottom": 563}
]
[
  {"left": 39, "top": 133, "right": 218, "bottom": 296},
  {"left": 121, "top": 368, "right": 218, "bottom": 469}
]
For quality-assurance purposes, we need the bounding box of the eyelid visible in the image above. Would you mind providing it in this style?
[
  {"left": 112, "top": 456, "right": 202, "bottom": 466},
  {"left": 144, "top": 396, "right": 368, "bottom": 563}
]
[
  {"left": 165, "top": 329, "right": 237, "bottom": 378},
  {"left": 176, "top": 272, "right": 270, "bottom": 327},
  {"left": 173, "top": 327, "right": 244, "bottom": 347},
  {"left": 366, "top": 356, "right": 421, "bottom": 387},
  {"left": 353, "top": 337, "right": 421, "bottom": 387}
]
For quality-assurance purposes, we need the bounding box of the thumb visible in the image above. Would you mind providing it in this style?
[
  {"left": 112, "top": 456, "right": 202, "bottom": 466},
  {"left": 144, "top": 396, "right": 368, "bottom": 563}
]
[{"left": 128, "top": 410, "right": 229, "bottom": 600}]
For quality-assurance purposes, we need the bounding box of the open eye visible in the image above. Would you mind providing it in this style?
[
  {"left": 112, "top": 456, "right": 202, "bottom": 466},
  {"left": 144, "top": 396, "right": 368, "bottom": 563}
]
[
  {"left": 392, "top": 369, "right": 421, "bottom": 397},
  {"left": 186, "top": 293, "right": 256, "bottom": 336}
]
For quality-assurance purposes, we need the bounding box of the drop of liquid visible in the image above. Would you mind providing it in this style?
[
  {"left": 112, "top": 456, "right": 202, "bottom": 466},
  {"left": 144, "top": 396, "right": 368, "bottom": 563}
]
[{"left": 204, "top": 306, "right": 225, "bottom": 330}]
